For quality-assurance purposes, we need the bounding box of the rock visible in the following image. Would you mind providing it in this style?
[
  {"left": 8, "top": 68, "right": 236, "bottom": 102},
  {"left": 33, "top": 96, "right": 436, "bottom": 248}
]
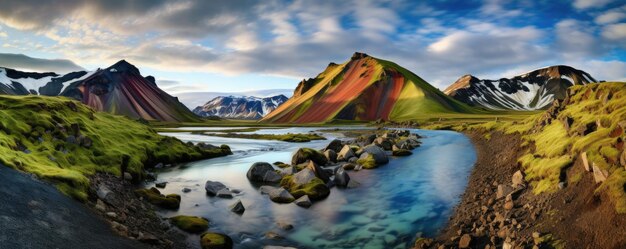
[
  {"left": 348, "top": 157, "right": 358, "bottom": 163},
  {"left": 200, "top": 232, "right": 233, "bottom": 249},
  {"left": 304, "top": 160, "right": 331, "bottom": 183},
  {"left": 414, "top": 238, "right": 433, "bottom": 249},
  {"left": 216, "top": 189, "right": 234, "bottom": 198},
  {"left": 268, "top": 187, "right": 295, "bottom": 203},
  {"left": 497, "top": 184, "right": 514, "bottom": 200},
  {"left": 259, "top": 185, "right": 277, "bottom": 195},
  {"left": 97, "top": 185, "right": 118, "bottom": 206},
  {"left": 283, "top": 166, "right": 330, "bottom": 200},
  {"left": 324, "top": 139, "right": 343, "bottom": 152},
  {"left": 292, "top": 148, "right": 328, "bottom": 166},
  {"left": 170, "top": 215, "right": 209, "bottom": 233},
  {"left": 511, "top": 170, "right": 525, "bottom": 188},
  {"left": 135, "top": 187, "right": 180, "bottom": 210},
  {"left": 337, "top": 145, "right": 356, "bottom": 161},
  {"left": 265, "top": 231, "right": 283, "bottom": 240},
  {"left": 346, "top": 179, "right": 360, "bottom": 188},
  {"left": 592, "top": 163, "right": 609, "bottom": 183},
  {"left": 294, "top": 195, "right": 312, "bottom": 208},
  {"left": 110, "top": 221, "right": 128, "bottom": 236},
  {"left": 106, "top": 212, "right": 117, "bottom": 218},
  {"left": 334, "top": 167, "right": 351, "bottom": 187},
  {"left": 502, "top": 241, "right": 512, "bottom": 249},
  {"left": 155, "top": 182, "right": 167, "bottom": 188},
  {"left": 95, "top": 199, "right": 106, "bottom": 212},
  {"left": 459, "top": 234, "right": 472, "bottom": 248},
  {"left": 230, "top": 200, "right": 245, "bottom": 214},
  {"left": 182, "top": 188, "right": 192, "bottom": 193},
  {"left": 504, "top": 199, "right": 514, "bottom": 210},
  {"left": 154, "top": 163, "right": 164, "bottom": 169},
  {"left": 276, "top": 222, "right": 293, "bottom": 230},
  {"left": 357, "top": 153, "right": 377, "bottom": 169},
  {"left": 145, "top": 172, "right": 157, "bottom": 182},
  {"left": 361, "top": 145, "right": 389, "bottom": 165},
  {"left": 205, "top": 181, "right": 227, "bottom": 196},
  {"left": 138, "top": 232, "right": 160, "bottom": 245},
  {"left": 324, "top": 149, "right": 337, "bottom": 163},
  {"left": 342, "top": 163, "right": 356, "bottom": 170},
  {"left": 247, "top": 162, "right": 281, "bottom": 183},
  {"left": 581, "top": 152, "right": 591, "bottom": 171},
  {"left": 373, "top": 137, "right": 393, "bottom": 151},
  {"left": 392, "top": 149, "right": 412, "bottom": 156}
]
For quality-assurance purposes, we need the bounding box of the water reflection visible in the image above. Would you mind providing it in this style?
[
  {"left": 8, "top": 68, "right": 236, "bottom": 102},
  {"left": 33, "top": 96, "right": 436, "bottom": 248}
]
[{"left": 155, "top": 127, "right": 476, "bottom": 249}]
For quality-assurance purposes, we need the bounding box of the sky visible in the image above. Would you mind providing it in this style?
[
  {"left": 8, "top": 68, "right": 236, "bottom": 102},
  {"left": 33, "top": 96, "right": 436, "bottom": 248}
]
[{"left": 0, "top": 0, "right": 625, "bottom": 96}]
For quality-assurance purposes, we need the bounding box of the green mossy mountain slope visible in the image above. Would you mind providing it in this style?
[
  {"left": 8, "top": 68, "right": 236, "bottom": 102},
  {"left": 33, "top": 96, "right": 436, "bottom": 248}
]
[{"left": 0, "top": 95, "right": 230, "bottom": 200}]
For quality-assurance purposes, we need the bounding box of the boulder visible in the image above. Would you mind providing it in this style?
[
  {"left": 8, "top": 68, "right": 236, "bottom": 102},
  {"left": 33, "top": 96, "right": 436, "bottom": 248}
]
[
  {"left": 373, "top": 137, "right": 393, "bottom": 151},
  {"left": 294, "top": 195, "right": 312, "bottom": 208},
  {"left": 246, "top": 162, "right": 281, "bottom": 183},
  {"left": 230, "top": 200, "right": 245, "bottom": 214},
  {"left": 324, "top": 149, "right": 337, "bottom": 163},
  {"left": 496, "top": 184, "right": 514, "bottom": 200},
  {"left": 205, "top": 181, "right": 227, "bottom": 196},
  {"left": 342, "top": 163, "right": 356, "bottom": 170},
  {"left": 268, "top": 187, "right": 295, "bottom": 203},
  {"left": 200, "top": 232, "right": 233, "bottom": 249},
  {"left": 276, "top": 222, "right": 293, "bottom": 231},
  {"left": 334, "top": 168, "right": 351, "bottom": 187},
  {"left": 581, "top": 152, "right": 591, "bottom": 171},
  {"left": 324, "top": 139, "right": 343, "bottom": 152},
  {"left": 97, "top": 185, "right": 117, "bottom": 206},
  {"left": 135, "top": 187, "right": 180, "bottom": 210},
  {"left": 292, "top": 148, "right": 328, "bottom": 166},
  {"left": 511, "top": 170, "right": 525, "bottom": 188},
  {"left": 170, "top": 215, "right": 209, "bottom": 233},
  {"left": 357, "top": 153, "right": 377, "bottom": 169},
  {"left": 392, "top": 149, "right": 412, "bottom": 156},
  {"left": 155, "top": 182, "right": 167, "bottom": 188},
  {"left": 304, "top": 160, "right": 331, "bottom": 183},
  {"left": 337, "top": 145, "right": 356, "bottom": 161},
  {"left": 281, "top": 168, "right": 330, "bottom": 201},
  {"left": 459, "top": 234, "right": 472, "bottom": 248},
  {"left": 259, "top": 185, "right": 277, "bottom": 195},
  {"left": 361, "top": 145, "right": 389, "bottom": 165},
  {"left": 216, "top": 189, "right": 233, "bottom": 198},
  {"left": 592, "top": 163, "right": 609, "bottom": 183},
  {"left": 348, "top": 157, "right": 358, "bottom": 163}
]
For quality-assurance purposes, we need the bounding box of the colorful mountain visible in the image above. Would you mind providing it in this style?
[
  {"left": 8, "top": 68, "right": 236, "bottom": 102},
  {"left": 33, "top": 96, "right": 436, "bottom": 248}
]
[
  {"left": 444, "top": 65, "right": 597, "bottom": 110},
  {"left": 0, "top": 61, "right": 197, "bottom": 122},
  {"left": 193, "top": 95, "right": 288, "bottom": 119},
  {"left": 261, "top": 52, "right": 474, "bottom": 123}
]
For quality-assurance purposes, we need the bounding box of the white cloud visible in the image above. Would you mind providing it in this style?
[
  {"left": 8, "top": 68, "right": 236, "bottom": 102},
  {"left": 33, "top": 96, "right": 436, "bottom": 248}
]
[
  {"left": 573, "top": 0, "right": 615, "bottom": 9},
  {"left": 602, "top": 23, "right": 626, "bottom": 40},
  {"left": 595, "top": 10, "right": 626, "bottom": 24},
  {"left": 570, "top": 60, "right": 626, "bottom": 81}
]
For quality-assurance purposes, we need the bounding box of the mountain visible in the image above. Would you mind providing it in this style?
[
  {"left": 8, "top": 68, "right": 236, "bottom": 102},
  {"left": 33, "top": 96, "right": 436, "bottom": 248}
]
[
  {"left": 193, "top": 95, "right": 288, "bottom": 119},
  {"left": 261, "top": 52, "right": 474, "bottom": 123},
  {"left": 443, "top": 65, "right": 597, "bottom": 110},
  {"left": 0, "top": 61, "right": 198, "bottom": 122},
  {"left": 176, "top": 89, "right": 293, "bottom": 109}
]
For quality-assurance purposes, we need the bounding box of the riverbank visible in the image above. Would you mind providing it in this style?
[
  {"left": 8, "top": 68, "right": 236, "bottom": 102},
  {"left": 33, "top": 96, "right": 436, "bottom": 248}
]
[{"left": 417, "top": 129, "right": 626, "bottom": 249}]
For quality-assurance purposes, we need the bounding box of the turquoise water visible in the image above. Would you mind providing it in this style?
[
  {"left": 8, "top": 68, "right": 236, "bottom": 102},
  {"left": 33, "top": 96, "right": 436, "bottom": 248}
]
[{"left": 156, "top": 127, "right": 476, "bottom": 249}]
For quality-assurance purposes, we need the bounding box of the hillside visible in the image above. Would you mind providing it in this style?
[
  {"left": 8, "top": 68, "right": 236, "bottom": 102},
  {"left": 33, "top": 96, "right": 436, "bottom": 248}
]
[
  {"left": 0, "top": 61, "right": 198, "bottom": 122},
  {"left": 193, "top": 95, "right": 288, "bottom": 119},
  {"left": 0, "top": 95, "right": 230, "bottom": 200},
  {"left": 444, "top": 65, "right": 597, "bottom": 110},
  {"left": 261, "top": 52, "right": 476, "bottom": 123}
]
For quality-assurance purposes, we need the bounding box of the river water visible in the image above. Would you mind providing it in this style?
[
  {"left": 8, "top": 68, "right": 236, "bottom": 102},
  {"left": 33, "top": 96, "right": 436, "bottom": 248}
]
[{"left": 155, "top": 127, "right": 476, "bottom": 249}]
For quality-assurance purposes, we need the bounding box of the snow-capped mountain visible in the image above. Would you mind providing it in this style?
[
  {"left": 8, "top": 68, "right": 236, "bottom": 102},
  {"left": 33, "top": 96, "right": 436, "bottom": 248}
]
[
  {"left": 0, "top": 61, "right": 198, "bottom": 122},
  {"left": 193, "top": 95, "right": 288, "bottom": 119},
  {"left": 443, "top": 65, "right": 597, "bottom": 110}
]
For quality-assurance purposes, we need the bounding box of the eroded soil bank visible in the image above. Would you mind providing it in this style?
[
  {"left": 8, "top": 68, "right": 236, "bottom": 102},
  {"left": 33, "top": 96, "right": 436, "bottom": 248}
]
[{"left": 418, "top": 130, "right": 626, "bottom": 249}]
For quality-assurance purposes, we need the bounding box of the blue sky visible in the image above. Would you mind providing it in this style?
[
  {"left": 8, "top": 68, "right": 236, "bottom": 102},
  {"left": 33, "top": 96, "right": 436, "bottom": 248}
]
[{"left": 0, "top": 0, "right": 625, "bottom": 96}]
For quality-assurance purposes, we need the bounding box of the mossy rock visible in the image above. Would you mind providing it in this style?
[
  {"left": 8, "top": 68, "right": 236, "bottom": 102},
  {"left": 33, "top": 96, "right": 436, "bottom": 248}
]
[
  {"left": 200, "top": 232, "right": 233, "bottom": 249},
  {"left": 392, "top": 149, "right": 413, "bottom": 156},
  {"left": 135, "top": 187, "right": 180, "bottom": 210},
  {"left": 170, "top": 215, "right": 209, "bottom": 233},
  {"left": 357, "top": 154, "right": 378, "bottom": 169},
  {"left": 280, "top": 175, "right": 330, "bottom": 201},
  {"left": 291, "top": 148, "right": 328, "bottom": 166},
  {"left": 273, "top": 161, "right": 291, "bottom": 168}
]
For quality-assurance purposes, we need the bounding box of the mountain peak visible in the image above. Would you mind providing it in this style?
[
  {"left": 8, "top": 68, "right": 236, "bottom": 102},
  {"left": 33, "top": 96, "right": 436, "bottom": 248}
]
[
  {"left": 108, "top": 60, "right": 140, "bottom": 74},
  {"left": 351, "top": 52, "right": 370, "bottom": 61}
]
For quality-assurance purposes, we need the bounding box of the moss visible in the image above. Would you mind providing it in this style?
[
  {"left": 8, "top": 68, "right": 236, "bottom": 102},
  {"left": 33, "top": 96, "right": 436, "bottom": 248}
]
[
  {"left": 170, "top": 215, "right": 209, "bottom": 233},
  {"left": 519, "top": 154, "right": 572, "bottom": 194},
  {"left": 135, "top": 187, "right": 180, "bottom": 210},
  {"left": 203, "top": 132, "right": 326, "bottom": 142},
  {"left": 0, "top": 95, "right": 231, "bottom": 201},
  {"left": 357, "top": 154, "right": 377, "bottom": 169},
  {"left": 280, "top": 175, "right": 330, "bottom": 201},
  {"left": 392, "top": 149, "right": 413, "bottom": 156},
  {"left": 200, "top": 232, "right": 233, "bottom": 249},
  {"left": 597, "top": 168, "right": 626, "bottom": 213},
  {"left": 535, "top": 233, "right": 566, "bottom": 249}
]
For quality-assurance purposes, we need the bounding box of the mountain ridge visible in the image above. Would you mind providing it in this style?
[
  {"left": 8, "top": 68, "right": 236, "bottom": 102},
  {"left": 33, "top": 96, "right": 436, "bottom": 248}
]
[{"left": 193, "top": 94, "right": 288, "bottom": 119}]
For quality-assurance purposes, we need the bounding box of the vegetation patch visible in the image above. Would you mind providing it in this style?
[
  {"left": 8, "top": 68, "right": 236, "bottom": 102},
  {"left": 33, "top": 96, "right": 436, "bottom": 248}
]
[
  {"left": 170, "top": 215, "right": 209, "bottom": 233},
  {"left": 0, "top": 95, "right": 231, "bottom": 201},
  {"left": 135, "top": 187, "right": 181, "bottom": 210},
  {"left": 202, "top": 132, "right": 326, "bottom": 142}
]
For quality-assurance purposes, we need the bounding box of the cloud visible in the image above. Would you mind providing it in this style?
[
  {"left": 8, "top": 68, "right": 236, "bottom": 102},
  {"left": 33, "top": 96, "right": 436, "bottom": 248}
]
[
  {"left": 573, "top": 0, "right": 615, "bottom": 9},
  {"left": 0, "top": 53, "right": 84, "bottom": 73},
  {"left": 554, "top": 19, "right": 604, "bottom": 59},
  {"left": 595, "top": 6, "right": 626, "bottom": 24},
  {"left": 602, "top": 23, "right": 626, "bottom": 40},
  {"left": 156, "top": 79, "right": 180, "bottom": 87}
]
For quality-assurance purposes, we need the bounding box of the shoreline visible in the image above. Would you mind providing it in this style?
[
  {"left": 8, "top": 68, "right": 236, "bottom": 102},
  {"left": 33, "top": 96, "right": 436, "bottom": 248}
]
[{"left": 417, "top": 129, "right": 626, "bottom": 249}]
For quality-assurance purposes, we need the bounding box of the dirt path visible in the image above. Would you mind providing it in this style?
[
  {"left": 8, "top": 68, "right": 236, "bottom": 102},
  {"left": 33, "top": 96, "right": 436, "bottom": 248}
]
[{"left": 0, "top": 165, "right": 146, "bottom": 249}]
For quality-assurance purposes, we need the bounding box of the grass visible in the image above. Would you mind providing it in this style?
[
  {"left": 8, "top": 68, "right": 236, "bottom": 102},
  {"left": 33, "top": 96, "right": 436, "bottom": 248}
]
[
  {"left": 0, "top": 95, "right": 231, "bottom": 201},
  {"left": 200, "top": 132, "right": 326, "bottom": 142}
]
